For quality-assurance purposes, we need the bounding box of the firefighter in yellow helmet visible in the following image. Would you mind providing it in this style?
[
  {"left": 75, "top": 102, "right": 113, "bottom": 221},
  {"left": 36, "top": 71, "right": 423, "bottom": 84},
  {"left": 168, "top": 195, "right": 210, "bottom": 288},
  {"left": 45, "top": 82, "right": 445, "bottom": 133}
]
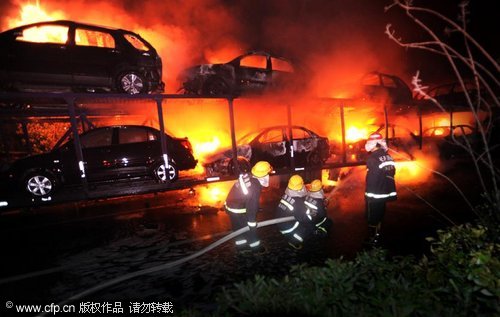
[
  {"left": 275, "top": 174, "right": 313, "bottom": 249},
  {"left": 224, "top": 161, "right": 272, "bottom": 254},
  {"left": 305, "top": 179, "right": 331, "bottom": 237}
]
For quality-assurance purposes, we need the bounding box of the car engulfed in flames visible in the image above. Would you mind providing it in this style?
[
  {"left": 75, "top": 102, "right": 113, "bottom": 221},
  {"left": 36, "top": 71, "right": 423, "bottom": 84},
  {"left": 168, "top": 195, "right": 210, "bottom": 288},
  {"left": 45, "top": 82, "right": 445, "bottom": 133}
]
[
  {"left": 178, "top": 50, "right": 297, "bottom": 96},
  {"left": 203, "top": 125, "right": 330, "bottom": 177}
]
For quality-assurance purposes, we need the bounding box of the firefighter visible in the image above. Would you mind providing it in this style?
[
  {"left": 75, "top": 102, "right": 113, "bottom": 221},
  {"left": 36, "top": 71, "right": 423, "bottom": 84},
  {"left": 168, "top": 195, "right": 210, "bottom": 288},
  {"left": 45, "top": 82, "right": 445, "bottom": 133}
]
[
  {"left": 276, "top": 174, "right": 312, "bottom": 249},
  {"left": 305, "top": 179, "right": 330, "bottom": 237},
  {"left": 224, "top": 160, "right": 272, "bottom": 254},
  {"left": 364, "top": 132, "right": 397, "bottom": 246}
]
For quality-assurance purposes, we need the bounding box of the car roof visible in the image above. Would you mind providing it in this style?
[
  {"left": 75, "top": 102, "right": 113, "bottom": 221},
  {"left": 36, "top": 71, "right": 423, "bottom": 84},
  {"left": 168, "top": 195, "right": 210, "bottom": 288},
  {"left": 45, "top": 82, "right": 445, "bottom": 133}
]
[{"left": 2, "top": 20, "right": 136, "bottom": 35}]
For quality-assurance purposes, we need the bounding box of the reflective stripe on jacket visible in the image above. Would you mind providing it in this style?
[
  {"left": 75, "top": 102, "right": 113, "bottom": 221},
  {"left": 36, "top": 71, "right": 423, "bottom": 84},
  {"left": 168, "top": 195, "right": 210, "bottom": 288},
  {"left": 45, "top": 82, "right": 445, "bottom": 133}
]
[{"left": 365, "top": 148, "right": 397, "bottom": 202}]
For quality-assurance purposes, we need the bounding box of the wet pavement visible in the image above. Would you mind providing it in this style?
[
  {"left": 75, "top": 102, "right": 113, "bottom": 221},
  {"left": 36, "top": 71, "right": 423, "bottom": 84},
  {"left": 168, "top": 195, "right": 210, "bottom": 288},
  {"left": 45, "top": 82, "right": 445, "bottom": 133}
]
[{"left": 0, "top": 159, "right": 480, "bottom": 315}]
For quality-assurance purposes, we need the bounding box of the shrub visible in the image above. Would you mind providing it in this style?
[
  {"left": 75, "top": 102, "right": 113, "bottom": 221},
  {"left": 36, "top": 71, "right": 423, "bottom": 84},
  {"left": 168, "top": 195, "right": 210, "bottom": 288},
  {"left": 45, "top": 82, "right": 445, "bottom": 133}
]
[{"left": 215, "top": 223, "right": 499, "bottom": 317}]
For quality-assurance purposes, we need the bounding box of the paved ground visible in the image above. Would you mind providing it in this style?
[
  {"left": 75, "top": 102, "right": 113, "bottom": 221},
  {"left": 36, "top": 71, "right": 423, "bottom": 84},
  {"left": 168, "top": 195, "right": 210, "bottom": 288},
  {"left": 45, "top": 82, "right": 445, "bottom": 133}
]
[{"left": 0, "top": 159, "right": 481, "bottom": 315}]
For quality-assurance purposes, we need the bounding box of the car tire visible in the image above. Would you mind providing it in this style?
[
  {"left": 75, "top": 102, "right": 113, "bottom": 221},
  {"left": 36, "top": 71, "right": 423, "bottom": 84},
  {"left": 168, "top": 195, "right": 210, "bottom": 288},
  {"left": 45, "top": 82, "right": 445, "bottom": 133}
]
[
  {"left": 24, "top": 170, "right": 56, "bottom": 198},
  {"left": 227, "top": 157, "right": 251, "bottom": 176},
  {"left": 117, "top": 71, "right": 145, "bottom": 94},
  {"left": 203, "top": 78, "right": 231, "bottom": 95},
  {"left": 153, "top": 161, "right": 178, "bottom": 183}
]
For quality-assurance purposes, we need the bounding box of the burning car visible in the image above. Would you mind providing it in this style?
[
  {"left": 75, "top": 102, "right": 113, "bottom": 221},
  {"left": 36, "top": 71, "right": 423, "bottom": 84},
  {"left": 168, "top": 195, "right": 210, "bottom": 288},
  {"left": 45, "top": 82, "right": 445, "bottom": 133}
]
[
  {"left": 6, "top": 125, "right": 197, "bottom": 198},
  {"left": 359, "top": 72, "right": 414, "bottom": 108},
  {"left": 420, "top": 124, "right": 481, "bottom": 159},
  {"left": 178, "top": 50, "right": 297, "bottom": 96},
  {"left": 0, "top": 20, "right": 164, "bottom": 94},
  {"left": 203, "top": 125, "right": 330, "bottom": 176},
  {"left": 330, "top": 124, "right": 419, "bottom": 162},
  {"left": 417, "top": 81, "right": 499, "bottom": 112}
]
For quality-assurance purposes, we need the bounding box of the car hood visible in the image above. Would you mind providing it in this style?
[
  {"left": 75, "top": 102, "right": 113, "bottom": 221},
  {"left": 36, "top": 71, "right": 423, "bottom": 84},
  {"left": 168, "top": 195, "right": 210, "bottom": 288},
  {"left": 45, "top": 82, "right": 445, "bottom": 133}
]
[{"left": 203, "top": 144, "right": 252, "bottom": 165}]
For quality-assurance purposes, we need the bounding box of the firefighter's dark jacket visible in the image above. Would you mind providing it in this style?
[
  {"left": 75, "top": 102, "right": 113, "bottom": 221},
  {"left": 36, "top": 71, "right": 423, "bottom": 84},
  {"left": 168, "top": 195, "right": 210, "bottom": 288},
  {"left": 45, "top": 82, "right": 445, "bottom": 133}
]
[
  {"left": 225, "top": 174, "right": 262, "bottom": 223},
  {"left": 305, "top": 195, "right": 326, "bottom": 221},
  {"left": 365, "top": 148, "right": 397, "bottom": 202},
  {"left": 276, "top": 194, "right": 309, "bottom": 223}
]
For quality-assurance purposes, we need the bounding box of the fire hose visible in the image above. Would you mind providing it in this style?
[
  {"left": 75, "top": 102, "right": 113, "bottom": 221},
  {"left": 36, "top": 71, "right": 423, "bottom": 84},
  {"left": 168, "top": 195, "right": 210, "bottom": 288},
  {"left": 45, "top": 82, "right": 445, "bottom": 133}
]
[{"left": 36, "top": 216, "right": 295, "bottom": 317}]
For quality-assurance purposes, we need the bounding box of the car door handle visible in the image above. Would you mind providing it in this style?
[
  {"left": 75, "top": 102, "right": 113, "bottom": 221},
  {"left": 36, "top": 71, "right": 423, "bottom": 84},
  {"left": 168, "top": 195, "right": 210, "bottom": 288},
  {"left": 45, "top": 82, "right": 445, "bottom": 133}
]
[{"left": 59, "top": 46, "right": 67, "bottom": 50}]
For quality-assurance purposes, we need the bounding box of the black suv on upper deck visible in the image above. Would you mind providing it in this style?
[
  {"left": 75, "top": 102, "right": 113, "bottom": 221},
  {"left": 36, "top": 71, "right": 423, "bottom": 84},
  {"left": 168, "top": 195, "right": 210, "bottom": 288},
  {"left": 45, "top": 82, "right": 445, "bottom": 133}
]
[{"left": 0, "top": 20, "right": 164, "bottom": 94}]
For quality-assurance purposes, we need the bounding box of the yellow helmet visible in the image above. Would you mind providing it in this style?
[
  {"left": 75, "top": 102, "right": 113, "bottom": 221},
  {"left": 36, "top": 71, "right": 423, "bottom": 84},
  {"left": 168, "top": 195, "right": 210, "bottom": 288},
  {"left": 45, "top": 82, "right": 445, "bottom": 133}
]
[
  {"left": 251, "top": 161, "right": 272, "bottom": 178},
  {"left": 308, "top": 179, "right": 322, "bottom": 192},
  {"left": 287, "top": 174, "right": 304, "bottom": 191}
]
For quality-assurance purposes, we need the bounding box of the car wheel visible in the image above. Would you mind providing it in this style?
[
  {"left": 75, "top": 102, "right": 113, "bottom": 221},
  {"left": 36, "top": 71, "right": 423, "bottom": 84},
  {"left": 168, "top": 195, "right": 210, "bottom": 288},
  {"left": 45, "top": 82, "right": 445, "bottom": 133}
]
[
  {"left": 117, "top": 71, "right": 145, "bottom": 94},
  {"left": 24, "top": 171, "right": 56, "bottom": 197},
  {"left": 227, "top": 157, "right": 251, "bottom": 176},
  {"left": 203, "top": 78, "right": 230, "bottom": 95},
  {"left": 153, "top": 162, "right": 178, "bottom": 183}
]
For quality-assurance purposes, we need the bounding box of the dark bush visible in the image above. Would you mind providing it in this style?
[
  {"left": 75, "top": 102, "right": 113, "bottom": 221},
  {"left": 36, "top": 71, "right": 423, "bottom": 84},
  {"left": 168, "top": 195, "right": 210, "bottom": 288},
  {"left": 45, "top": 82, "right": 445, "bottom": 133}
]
[{"left": 215, "top": 223, "right": 499, "bottom": 317}]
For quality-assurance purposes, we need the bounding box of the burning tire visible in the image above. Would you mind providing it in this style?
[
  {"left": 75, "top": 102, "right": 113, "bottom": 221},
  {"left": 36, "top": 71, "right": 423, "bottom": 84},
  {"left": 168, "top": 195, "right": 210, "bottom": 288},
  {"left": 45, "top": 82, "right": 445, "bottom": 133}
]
[
  {"left": 153, "top": 162, "right": 178, "bottom": 183},
  {"left": 117, "top": 71, "right": 145, "bottom": 94},
  {"left": 24, "top": 170, "right": 56, "bottom": 197}
]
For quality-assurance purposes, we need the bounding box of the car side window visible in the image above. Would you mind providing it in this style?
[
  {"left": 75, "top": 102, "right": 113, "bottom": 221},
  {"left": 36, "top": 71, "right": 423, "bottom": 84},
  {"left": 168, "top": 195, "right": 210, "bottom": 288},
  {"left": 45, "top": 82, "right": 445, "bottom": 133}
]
[
  {"left": 75, "top": 28, "right": 115, "bottom": 48},
  {"left": 361, "top": 73, "right": 380, "bottom": 86},
  {"left": 15, "top": 25, "right": 69, "bottom": 44},
  {"left": 381, "top": 75, "right": 397, "bottom": 88},
  {"left": 453, "top": 126, "right": 472, "bottom": 136},
  {"left": 291, "top": 128, "right": 310, "bottom": 139},
  {"left": 124, "top": 34, "right": 150, "bottom": 51},
  {"left": 80, "top": 129, "right": 113, "bottom": 148},
  {"left": 240, "top": 55, "right": 267, "bottom": 69},
  {"left": 259, "top": 129, "right": 284, "bottom": 143},
  {"left": 271, "top": 57, "right": 294, "bottom": 72},
  {"left": 119, "top": 127, "right": 150, "bottom": 144}
]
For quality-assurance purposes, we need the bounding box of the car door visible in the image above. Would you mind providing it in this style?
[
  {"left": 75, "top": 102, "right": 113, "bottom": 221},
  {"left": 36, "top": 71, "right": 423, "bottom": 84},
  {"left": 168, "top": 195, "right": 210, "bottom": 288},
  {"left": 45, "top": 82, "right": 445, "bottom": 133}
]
[
  {"left": 70, "top": 26, "right": 118, "bottom": 87},
  {"left": 235, "top": 53, "right": 271, "bottom": 92},
  {"left": 289, "top": 127, "right": 316, "bottom": 166},
  {"left": 114, "top": 126, "right": 160, "bottom": 178},
  {"left": 78, "top": 127, "right": 116, "bottom": 181},
  {"left": 251, "top": 127, "right": 288, "bottom": 168},
  {"left": 2, "top": 23, "right": 71, "bottom": 87}
]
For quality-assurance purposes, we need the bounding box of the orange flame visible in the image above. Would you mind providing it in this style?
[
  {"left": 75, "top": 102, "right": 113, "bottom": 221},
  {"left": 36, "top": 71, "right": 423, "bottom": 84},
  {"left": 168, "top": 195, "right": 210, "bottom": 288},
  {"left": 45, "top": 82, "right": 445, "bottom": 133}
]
[
  {"left": 8, "top": 2, "right": 64, "bottom": 28},
  {"left": 195, "top": 182, "right": 233, "bottom": 207}
]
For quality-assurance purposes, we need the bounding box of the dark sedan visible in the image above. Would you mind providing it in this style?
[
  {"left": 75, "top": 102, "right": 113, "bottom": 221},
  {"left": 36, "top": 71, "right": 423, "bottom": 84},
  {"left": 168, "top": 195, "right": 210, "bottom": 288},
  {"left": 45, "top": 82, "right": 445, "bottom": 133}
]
[
  {"left": 178, "top": 50, "right": 297, "bottom": 96},
  {"left": 6, "top": 125, "right": 197, "bottom": 198},
  {"left": 203, "top": 125, "right": 330, "bottom": 176},
  {"left": 0, "top": 20, "right": 164, "bottom": 94}
]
